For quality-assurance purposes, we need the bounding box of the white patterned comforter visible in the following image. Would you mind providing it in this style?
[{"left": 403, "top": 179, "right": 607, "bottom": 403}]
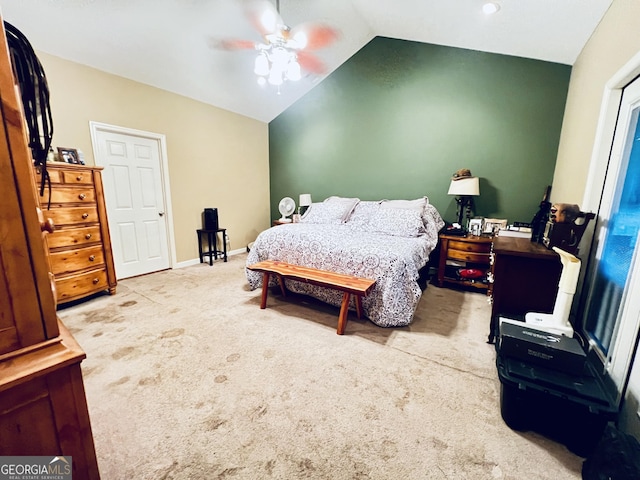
[{"left": 245, "top": 217, "right": 441, "bottom": 328}]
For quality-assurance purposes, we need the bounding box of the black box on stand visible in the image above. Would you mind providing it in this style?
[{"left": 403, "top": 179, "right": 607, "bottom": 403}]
[
  {"left": 498, "top": 318, "right": 586, "bottom": 375},
  {"left": 203, "top": 208, "right": 218, "bottom": 231}
]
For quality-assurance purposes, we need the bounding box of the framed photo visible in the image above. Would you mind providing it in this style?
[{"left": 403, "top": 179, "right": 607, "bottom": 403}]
[
  {"left": 468, "top": 218, "right": 484, "bottom": 236},
  {"left": 57, "top": 147, "right": 81, "bottom": 164},
  {"left": 483, "top": 218, "right": 507, "bottom": 234}
]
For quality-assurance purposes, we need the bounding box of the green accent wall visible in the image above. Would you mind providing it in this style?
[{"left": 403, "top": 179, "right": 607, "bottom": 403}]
[{"left": 269, "top": 37, "right": 571, "bottom": 226}]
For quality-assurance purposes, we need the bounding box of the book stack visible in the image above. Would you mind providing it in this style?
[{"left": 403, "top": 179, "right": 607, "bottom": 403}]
[{"left": 498, "top": 223, "right": 533, "bottom": 238}]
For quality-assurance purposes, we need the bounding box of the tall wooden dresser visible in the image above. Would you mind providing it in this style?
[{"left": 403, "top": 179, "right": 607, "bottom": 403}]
[
  {"left": 0, "top": 20, "right": 100, "bottom": 478},
  {"left": 35, "top": 163, "right": 117, "bottom": 304}
]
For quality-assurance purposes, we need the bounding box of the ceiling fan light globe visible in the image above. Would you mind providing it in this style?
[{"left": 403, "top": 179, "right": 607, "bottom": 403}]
[
  {"left": 292, "top": 31, "right": 307, "bottom": 49},
  {"left": 260, "top": 10, "right": 278, "bottom": 33},
  {"left": 271, "top": 47, "right": 290, "bottom": 66}
]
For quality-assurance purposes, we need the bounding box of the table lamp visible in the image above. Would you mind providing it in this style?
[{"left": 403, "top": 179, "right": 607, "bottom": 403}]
[
  {"left": 299, "top": 193, "right": 312, "bottom": 215},
  {"left": 448, "top": 170, "right": 480, "bottom": 228}
]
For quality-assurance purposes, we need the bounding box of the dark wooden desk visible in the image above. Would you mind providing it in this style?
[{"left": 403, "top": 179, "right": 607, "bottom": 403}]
[{"left": 488, "top": 236, "right": 561, "bottom": 343}]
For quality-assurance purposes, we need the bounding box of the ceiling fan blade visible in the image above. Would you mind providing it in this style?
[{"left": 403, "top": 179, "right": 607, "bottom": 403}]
[
  {"left": 245, "top": 0, "right": 284, "bottom": 38},
  {"left": 208, "top": 37, "right": 257, "bottom": 51},
  {"left": 222, "top": 39, "right": 257, "bottom": 50},
  {"left": 290, "top": 23, "right": 340, "bottom": 50},
  {"left": 297, "top": 51, "right": 327, "bottom": 75}
]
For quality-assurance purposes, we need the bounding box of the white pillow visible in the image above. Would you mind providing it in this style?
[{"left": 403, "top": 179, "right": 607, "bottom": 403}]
[
  {"left": 300, "top": 201, "right": 357, "bottom": 224},
  {"left": 379, "top": 197, "right": 441, "bottom": 232},
  {"left": 322, "top": 196, "right": 360, "bottom": 222},
  {"left": 424, "top": 203, "right": 445, "bottom": 232},
  {"left": 367, "top": 208, "right": 426, "bottom": 237},
  {"left": 380, "top": 197, "right": 427, "bottom": 212},
  {"left": 346, "top": 201, "right": 382, "bottom": 230}
]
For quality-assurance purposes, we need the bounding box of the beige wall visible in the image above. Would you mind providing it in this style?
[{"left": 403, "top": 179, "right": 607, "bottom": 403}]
[
  {"left": 38, "top": 52, "right": 270, "bottom": 264},
  {"left": 552, "top": 0, "right": 640, "bottom": 203}
]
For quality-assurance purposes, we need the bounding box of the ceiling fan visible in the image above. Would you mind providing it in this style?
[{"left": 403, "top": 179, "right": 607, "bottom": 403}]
[{"left": 213, "top": 0, "right": 339, "bottom": 89}]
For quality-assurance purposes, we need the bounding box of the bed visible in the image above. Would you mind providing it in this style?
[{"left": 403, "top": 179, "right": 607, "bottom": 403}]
[{"left": 245, "top": 196, "right": 444, "bottom": 328}]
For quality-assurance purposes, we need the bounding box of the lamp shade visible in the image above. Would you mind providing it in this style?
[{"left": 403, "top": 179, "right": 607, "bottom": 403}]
[
  {"left": 448, "top": 177, "right": 480, "bottom": 196},
  {"left": 299, "top": 193, "right": 312, "bottom": 206}
]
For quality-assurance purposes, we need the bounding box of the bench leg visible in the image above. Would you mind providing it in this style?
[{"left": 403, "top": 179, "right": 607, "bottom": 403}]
[
  {"left": 355, "top": 295, "right": 363, "bottom": 319},
  {"left": 337, "top": 292, "right": 351, "bottom": 335},
  {"left": 260, "top": 272, "right": 270, "bottom": 309},
  {"left": 275, "top": 274, "right": 287, "bottom": 298}
]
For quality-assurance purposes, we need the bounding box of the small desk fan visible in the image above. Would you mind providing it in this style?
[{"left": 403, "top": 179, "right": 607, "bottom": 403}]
[{"left": 278, "top": 197, "right": 295, "bottom": 222}]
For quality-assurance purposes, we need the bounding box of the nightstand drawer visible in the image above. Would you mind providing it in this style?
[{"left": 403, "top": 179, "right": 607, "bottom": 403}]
[
  {"left": 448, "top": 249, "right": 491, "bottom": 264},
  {"left": 448, "top": 239, "right": 492, "bottom": 253}
]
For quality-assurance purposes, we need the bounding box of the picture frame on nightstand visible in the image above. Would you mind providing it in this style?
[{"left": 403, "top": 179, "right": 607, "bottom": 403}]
[
  {"left": 468, "top": 218, "right": 484, "bottom": 236},
  {"left": 483, "top": 218, "right": 507, "bottom": 234}
]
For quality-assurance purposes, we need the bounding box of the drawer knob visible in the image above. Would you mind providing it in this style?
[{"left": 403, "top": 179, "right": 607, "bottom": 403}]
[
  {"left": 89, "top": 255, "right": 96, "bottom": 261},
  {"left": 82, "top": 212, "right": 89, "bottom": 219},
  {"left": 76, "top": 175, "right": 83, "bottom": 181},
  {"left": 39, "top": 217, "right": 55, "bottom": 234},
  {"left": 36, "top": 207, "right": 55, "bottom": 233},
  {"left": 92, "top": 278, "right": 99, "bottom": 284},
  {"left": 42, "top": 218, "right": 55, "bottom": 233},
  {"left": 78, "top": 193, "right": 86, "bottom": 200},
  {"left": 85, "top": 233, "right": 92, "bottom": 240}
]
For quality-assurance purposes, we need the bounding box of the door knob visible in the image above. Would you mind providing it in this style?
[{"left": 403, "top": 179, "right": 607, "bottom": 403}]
[{"left": 158, "top": 211, "right": 165, "bottom": 217}]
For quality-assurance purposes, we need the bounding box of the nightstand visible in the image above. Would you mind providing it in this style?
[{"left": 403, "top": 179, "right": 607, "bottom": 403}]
[
  {"left": 272, "top": 219, "right": 293, "bottom": 226},
  {"left": 435, "top": 234, "right": 493, "bottom": 293}
]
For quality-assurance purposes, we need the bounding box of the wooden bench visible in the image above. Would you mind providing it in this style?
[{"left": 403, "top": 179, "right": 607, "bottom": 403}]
[{"left": 247, "top": 260, "right": 376, "bottom": 335}]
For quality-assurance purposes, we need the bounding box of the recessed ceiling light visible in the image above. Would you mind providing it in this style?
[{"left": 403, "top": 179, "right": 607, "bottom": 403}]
[{"left": 482, "top": 2, "right": 500, "bottom": 15}]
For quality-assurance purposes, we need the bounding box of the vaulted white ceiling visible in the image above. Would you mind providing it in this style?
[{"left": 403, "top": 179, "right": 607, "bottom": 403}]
[{"left": 1, "top": 0, "right": 613, "bottom": 123}]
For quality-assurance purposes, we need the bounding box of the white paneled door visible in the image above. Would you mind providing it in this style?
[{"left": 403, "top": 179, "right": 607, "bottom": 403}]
[{"left": 91, "top": 123, "right": 172, "bottom": 279}]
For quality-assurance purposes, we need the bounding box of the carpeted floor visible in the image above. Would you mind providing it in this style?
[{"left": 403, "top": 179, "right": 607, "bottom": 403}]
[{"left": 58, "top": 253, "right": 584, "bottom": 479}]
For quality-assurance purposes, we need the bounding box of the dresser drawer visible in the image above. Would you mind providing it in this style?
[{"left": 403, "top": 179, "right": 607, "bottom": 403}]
[
  {"left": 55, "top": 268, "right": 108, "bottom": 303},
  {"left": 47, "top": 226, "right": 102, "bottom": 249},
  {"left": 48, "top": 187, "right": 95, "bottom": 205},
  {"left": 448, "top": 239, "right": 492, "bottom": 254},
  {"left": 49, "top": 245, "right": 105, "bottom": 275},
  {"left": 61, "top": 169, "right": 94, "bottom": 185},
  {"left": 44, "top": 206, "right": 99, "bottom": 227},
  {"left": 448, "top": 249, "right": 491, "bottom": 264},
  {"left": 34, "top": 166, "right": 61, "bottom": 184}
]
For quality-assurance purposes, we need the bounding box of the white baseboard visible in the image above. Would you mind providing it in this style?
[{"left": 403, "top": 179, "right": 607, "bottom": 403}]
[{"left": 175, "top": 248, "right": 246, "bottom": 269}]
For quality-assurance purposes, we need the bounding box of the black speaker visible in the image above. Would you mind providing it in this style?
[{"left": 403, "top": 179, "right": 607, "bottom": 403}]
[{"left": 203, "top": 208, "right": 218, "bottom": 231}]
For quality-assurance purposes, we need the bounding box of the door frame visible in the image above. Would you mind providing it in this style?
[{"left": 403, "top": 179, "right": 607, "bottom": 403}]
[
  {"left": 582, "top": 51, "right": 640, "bottom": 214},
  {"left": 89, "top": 121, "right": 177, "bottom": 273}
]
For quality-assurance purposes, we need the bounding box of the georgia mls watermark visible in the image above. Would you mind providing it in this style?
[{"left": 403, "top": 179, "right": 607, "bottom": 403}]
[{"left": 0, "top": 456, "right": 72, "bottom": 480}]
